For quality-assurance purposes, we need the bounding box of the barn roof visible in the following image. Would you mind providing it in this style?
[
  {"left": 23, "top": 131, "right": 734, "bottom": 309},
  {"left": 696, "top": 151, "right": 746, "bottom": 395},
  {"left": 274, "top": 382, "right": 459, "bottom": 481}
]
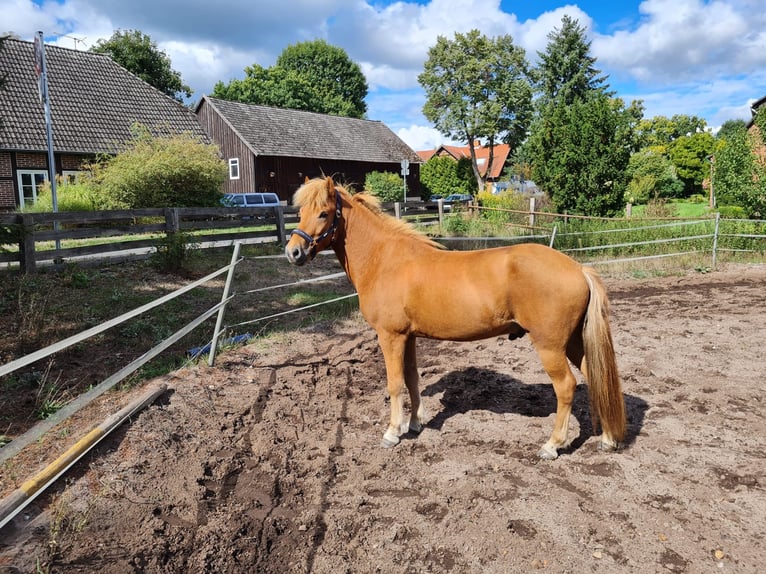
[
  {"left": 197, "top": 96, "right": 420, "bottom": 164},
  {"left": 0, "top": 38, "right": 207, "bottom": 154}
]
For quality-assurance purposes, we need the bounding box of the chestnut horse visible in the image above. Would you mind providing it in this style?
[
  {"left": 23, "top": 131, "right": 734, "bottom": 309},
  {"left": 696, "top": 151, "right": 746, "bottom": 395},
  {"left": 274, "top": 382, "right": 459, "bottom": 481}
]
[{"left": 285, "top": 177, "right": 625, "bottom": 459}]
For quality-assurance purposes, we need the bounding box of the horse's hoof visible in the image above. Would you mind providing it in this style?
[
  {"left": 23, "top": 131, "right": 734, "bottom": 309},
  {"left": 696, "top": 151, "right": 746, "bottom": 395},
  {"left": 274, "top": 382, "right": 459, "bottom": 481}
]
[
  {"left": 381, "top": 430, "right": 400, "bottom": 448},
  {"left": 597, "top": 440, "right": 619, "bottom": 452},
  {"left": 537, "top": 446, "right": 559, "bottom": 460},
  {"left": 409, "top": 420, "right": 423, "bottom": 434}
]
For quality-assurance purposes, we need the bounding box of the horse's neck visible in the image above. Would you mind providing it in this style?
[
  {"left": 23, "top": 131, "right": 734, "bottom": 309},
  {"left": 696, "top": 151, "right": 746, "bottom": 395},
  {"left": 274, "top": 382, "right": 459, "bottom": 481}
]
[{"left": 333, "top": 202, "right": 392, "bottom": 289}]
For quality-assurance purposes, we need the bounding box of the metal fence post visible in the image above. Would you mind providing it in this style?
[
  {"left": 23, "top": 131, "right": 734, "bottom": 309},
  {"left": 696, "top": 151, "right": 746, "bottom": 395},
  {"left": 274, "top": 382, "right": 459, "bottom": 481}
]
[
  {"left": 712, "top": 212, "right": 721, "bottom": 269},
  {"left": 208, "top": 241, "right": 242, "bottom": 367}
]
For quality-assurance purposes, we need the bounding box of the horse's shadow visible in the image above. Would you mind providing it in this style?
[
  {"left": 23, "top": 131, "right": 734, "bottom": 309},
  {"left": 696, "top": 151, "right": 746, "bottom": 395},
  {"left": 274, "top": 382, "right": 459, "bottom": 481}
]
[{"left": 419, "top": 367, "right": 647, "bottom": 453}]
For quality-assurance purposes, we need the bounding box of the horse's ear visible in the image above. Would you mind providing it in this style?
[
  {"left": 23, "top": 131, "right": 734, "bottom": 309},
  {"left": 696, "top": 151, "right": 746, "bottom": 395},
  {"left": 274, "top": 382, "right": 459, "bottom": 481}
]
[
  {"left": 325, "top": 176, "right": 335, "bottom": 198},
  {"left": 304, "top": 176, "right": 310, "bottom": 184}
]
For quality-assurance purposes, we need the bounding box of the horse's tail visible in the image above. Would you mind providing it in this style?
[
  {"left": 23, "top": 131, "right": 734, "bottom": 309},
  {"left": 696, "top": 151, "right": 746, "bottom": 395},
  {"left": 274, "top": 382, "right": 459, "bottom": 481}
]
[{"left": 581, "top": 267, "right": 626, "bottom": 444}]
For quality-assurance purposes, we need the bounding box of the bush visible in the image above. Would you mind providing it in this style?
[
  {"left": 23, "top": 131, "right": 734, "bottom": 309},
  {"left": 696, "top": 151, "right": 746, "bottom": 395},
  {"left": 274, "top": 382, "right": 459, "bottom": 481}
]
[
  {"left": 94, "top": 123, "right": 227, "bottom": 209},
  {"left": 420, "top": 156, "right": 476, "bottom": 199},
  {"left": 365, "top": 171, "right": 404, "bottom": 202},
  {"left": 23, "top": 178, "right": 100, "bottom": 212},
  {"left": 717, "top": 205, "right": 747, "bottom": 219},
  {"left": 150, "top": 232, "right": 199, "bottom": 273}
]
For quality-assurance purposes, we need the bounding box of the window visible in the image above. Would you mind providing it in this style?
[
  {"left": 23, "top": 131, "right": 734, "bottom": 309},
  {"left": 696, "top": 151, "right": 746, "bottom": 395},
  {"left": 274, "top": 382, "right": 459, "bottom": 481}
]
[
  {"left": 17, "top": 170, "right": 48, "bottom": 207},
  {"left": 229, "top": 158, "right": 240, "bottom": 180},
  {"left": 62, "top": 170, "right": 82, "bottom": 184}
]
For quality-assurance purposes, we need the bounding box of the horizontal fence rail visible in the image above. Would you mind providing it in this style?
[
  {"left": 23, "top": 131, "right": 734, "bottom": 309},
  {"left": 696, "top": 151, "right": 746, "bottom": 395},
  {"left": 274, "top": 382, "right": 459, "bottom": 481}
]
[
  {"left": 0, "top": 201, "right": 445, "bottom": 272},
  {"left": 2, "top": 202, "right": 765, "bottom": 273}
]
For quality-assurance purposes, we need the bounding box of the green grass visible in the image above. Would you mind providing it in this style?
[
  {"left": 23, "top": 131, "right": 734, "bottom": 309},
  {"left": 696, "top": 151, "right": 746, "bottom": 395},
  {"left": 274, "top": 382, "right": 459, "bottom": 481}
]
[{"left": 631, "top": 200, "right": 712, "bottom": 219}]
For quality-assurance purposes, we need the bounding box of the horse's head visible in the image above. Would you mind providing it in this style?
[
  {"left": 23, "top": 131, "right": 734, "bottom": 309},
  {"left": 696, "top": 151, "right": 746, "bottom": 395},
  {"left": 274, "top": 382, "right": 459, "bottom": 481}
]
[{"left": 285, "top": 176, "right": 343, "bottom": 266}]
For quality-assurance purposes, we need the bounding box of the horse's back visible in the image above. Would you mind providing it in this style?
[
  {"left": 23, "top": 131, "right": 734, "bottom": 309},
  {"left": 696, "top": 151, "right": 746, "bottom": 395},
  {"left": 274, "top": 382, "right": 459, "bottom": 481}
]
[{"left": 366, "top": 240, "right": 589, "bottom": 342}]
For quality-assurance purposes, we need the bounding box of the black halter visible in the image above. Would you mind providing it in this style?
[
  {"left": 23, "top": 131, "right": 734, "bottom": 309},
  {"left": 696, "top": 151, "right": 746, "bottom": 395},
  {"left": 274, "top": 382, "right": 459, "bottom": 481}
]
[{"left": 290, "top": 191, "right": 343, "bottom": 259}]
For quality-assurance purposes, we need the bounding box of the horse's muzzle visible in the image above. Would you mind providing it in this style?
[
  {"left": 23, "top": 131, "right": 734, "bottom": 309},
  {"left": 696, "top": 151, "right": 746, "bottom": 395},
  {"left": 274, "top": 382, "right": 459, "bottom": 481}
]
[{"left": 285, "top": 243, "right": 309, "bottom": 266}]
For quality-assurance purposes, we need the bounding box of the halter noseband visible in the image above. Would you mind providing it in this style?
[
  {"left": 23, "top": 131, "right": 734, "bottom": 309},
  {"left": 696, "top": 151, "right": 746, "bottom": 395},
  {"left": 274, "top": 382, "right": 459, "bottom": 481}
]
[{"left": 290, "top": 191, "right": 343, "bottom": 258}]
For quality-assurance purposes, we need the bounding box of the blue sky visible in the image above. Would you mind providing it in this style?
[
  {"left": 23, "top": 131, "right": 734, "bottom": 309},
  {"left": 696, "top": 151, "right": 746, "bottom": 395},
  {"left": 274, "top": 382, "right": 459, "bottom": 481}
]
[{"left": 5, "top": 0, "right": 766, "bottom": 150}]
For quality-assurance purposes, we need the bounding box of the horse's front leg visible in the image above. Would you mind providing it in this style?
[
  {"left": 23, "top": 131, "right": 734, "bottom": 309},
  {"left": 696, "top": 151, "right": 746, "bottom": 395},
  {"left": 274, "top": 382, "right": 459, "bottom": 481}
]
[
  {"left": 378, "top": 331, "right": 409, "bottom": 448},
  {"left": 404, "top": 336, "right": 426, "bottom": 434}
]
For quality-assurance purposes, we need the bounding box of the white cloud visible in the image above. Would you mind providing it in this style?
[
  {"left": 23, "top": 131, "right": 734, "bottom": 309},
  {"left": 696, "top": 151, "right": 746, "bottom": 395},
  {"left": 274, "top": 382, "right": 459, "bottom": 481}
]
[
  {"left": 397, "top": 125, "right": 458, "bottom": 151},
  {"left": 5, "top": 0, "right": 766, "bottom": 143},
  {"left": 592, "top": 0, "right": 766, "bottom": 84}
]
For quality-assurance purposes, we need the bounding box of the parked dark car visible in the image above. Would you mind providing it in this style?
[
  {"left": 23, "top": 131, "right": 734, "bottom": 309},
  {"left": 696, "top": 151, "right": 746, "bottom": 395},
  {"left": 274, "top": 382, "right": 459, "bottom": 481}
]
[{"left": 442, "top": 193, "right": 473, "bottom": 211}]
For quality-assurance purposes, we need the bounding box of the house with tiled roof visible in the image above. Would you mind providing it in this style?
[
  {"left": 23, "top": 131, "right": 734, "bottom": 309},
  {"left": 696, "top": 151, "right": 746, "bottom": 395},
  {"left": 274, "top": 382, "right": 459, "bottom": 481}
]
[
  {"left": 195, "top": 96, "right": 421, "bottom": 202},
  {"left": 0, "top": 38, "right": 207, "bottom": 210},
  {"left": 416, "top": 142, "right": 511, "bottom": 181}
]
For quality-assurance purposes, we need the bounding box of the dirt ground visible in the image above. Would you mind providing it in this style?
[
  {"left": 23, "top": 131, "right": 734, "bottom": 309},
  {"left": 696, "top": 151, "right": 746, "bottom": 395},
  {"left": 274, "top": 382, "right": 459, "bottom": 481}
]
[{"left": 1, "top": 263, "right": 765, "bottom": 573}]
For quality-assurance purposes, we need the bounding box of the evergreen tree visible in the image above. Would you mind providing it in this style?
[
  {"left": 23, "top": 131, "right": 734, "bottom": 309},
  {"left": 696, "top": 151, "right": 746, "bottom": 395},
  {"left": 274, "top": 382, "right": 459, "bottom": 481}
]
[{"left": 525, "top": 16, "right": 641, "bottom": 216}]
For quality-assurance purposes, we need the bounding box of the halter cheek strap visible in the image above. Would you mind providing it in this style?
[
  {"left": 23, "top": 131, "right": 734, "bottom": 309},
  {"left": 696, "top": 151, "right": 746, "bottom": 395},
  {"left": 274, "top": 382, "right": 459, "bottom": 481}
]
[{"left": 290, "top": 191, "right": 343, "bottom": 258}]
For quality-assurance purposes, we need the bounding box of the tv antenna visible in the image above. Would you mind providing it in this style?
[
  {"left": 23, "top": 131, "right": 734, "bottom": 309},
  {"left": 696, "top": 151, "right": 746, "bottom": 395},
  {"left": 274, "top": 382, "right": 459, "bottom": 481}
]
[{"left": 62, "top": 34, "right": 86, "bottom": 49}]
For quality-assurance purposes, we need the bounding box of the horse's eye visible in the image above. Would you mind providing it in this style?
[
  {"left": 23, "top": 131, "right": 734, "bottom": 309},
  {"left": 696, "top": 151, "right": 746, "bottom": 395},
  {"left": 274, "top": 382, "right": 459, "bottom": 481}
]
[{"left": 319, "top": 211, "right": 328, "bottom": 219}]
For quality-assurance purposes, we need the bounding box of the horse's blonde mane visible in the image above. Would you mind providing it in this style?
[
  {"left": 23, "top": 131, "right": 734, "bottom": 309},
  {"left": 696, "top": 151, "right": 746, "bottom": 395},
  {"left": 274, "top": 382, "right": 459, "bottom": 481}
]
[{"left": 294, "top": 177, "right": 444, "bottom": 249}]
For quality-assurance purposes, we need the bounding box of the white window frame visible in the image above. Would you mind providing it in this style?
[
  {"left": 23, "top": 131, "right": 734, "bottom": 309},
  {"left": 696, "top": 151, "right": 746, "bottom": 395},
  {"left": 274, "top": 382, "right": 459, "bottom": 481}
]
[
  {"left": 62, "top": 170, "right": 83, "bottom": 184},
  {"left": 17, "top": 170, "right": 49, "bottom": 207},
  {"left": 228, "top": 158, "right": 240, "bottom": 180}
]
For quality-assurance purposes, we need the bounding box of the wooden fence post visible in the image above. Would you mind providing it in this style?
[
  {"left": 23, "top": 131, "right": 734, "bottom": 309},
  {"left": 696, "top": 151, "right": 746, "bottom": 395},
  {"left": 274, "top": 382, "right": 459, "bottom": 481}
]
[
  {"left": 529, "top": 196, "right": 536, "bottom": 228},
  {"left": 19, "top": 214, "right": 36, "bottom": 274},
  {"left": 276, "top": 206, "right": 286, "bottom": 245},
  {"left": 394, "top": 202, "right": 402, "bottom": 219},
  {"left": 164, "top": 207, "right": 180, "bottom": 235}
]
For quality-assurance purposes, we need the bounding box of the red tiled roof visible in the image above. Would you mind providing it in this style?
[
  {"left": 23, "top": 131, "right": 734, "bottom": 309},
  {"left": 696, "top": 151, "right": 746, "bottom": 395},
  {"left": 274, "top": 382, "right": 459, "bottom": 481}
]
[{"left": 416, "top": 143, "right": 511, "bottom": 179}]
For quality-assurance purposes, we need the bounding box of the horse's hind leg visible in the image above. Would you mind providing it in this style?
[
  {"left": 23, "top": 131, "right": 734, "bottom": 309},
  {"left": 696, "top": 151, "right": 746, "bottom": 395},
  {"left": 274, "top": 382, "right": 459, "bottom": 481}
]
[
  {"left": 536, "top": 347, "right": 578, "bottom": 460},
  {"left": 378, "top": 331, "right": 409, "bottom": 448},
  {"left": 404, "top": 337, "right": 426, "bottom": 433}
]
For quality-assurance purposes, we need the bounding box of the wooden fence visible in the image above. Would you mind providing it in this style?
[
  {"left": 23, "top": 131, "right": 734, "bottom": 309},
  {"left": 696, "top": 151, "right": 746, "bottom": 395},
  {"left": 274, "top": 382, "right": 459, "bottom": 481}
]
[{"left": 0, "top": 201, "right": 448, "bottom": 273}]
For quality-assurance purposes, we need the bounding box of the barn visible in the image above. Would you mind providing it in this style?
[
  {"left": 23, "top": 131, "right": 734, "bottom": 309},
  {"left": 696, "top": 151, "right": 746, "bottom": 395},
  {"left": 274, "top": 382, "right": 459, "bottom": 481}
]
[{"left": 195, "top": 96, "right": 421, "bottom": 203}]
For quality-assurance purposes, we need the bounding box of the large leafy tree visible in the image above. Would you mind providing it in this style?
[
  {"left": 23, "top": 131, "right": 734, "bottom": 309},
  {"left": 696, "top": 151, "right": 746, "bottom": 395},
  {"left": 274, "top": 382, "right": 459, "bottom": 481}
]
[
  {"left": 213, "top": 40, "right": 367, "bottom": 118},
  {"left": 625, "top": 149, "right": 684, "bottom": 204},
  {"left": 667, "top": 131, "right": 715, "bottom": 196},
  {"left": 90, "top": 29, "right": 192, "bottom": 102},
  {"left": 636, "top": 114, "right": 708, "bottom": 150},
  {"left": 418, "top": 29, "right": 533, "bottom": 191},
  {"left": 525, "top": 16, "right": 641, "bottom": 216},
  {"left": 714, "top": 112, "right": 766, "bottom": 217}
]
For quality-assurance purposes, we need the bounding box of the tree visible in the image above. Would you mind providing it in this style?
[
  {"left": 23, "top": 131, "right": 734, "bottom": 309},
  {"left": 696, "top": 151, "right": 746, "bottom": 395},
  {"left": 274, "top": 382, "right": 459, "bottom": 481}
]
[
  {"left": 636, "top": 114, "right": 708, "bottom": 149},
  {"left": 525, "top": 16, "right": 642, "bottom": 216},
  {"left": 277, "top": 40, "right": 367, "bottom": 118},
  {"left": 88, "top": 124, "right": 226, "bottom": 209},
  {"left": 420, "top": 156, "right": 477, "bottom": 199},
  {"left": 716, "top": 119, "right": 747, "bottom": 141},
  {"left": 531, "top": 93, "right": 641, "bottom": 216},
  {"left": 714, "top": 112, "right": 766, "bottom": 217},
  {"left": 418, "top": 29, "right": 533, "bottom": 192},
  {"left": 625, "top": 149, "right": 684, "bottom": 204},
  {"left": 534, "top": 15, "right": 610, "bottom": 106},
  {"left": 213, "top": 40, "right": 367, "bottom": 118},
  {"left": 90, "top": 29, "right": 191, "bottom": 102},
  {"left": 667, "top": 131, "right": 715, "bottom": 196}
]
